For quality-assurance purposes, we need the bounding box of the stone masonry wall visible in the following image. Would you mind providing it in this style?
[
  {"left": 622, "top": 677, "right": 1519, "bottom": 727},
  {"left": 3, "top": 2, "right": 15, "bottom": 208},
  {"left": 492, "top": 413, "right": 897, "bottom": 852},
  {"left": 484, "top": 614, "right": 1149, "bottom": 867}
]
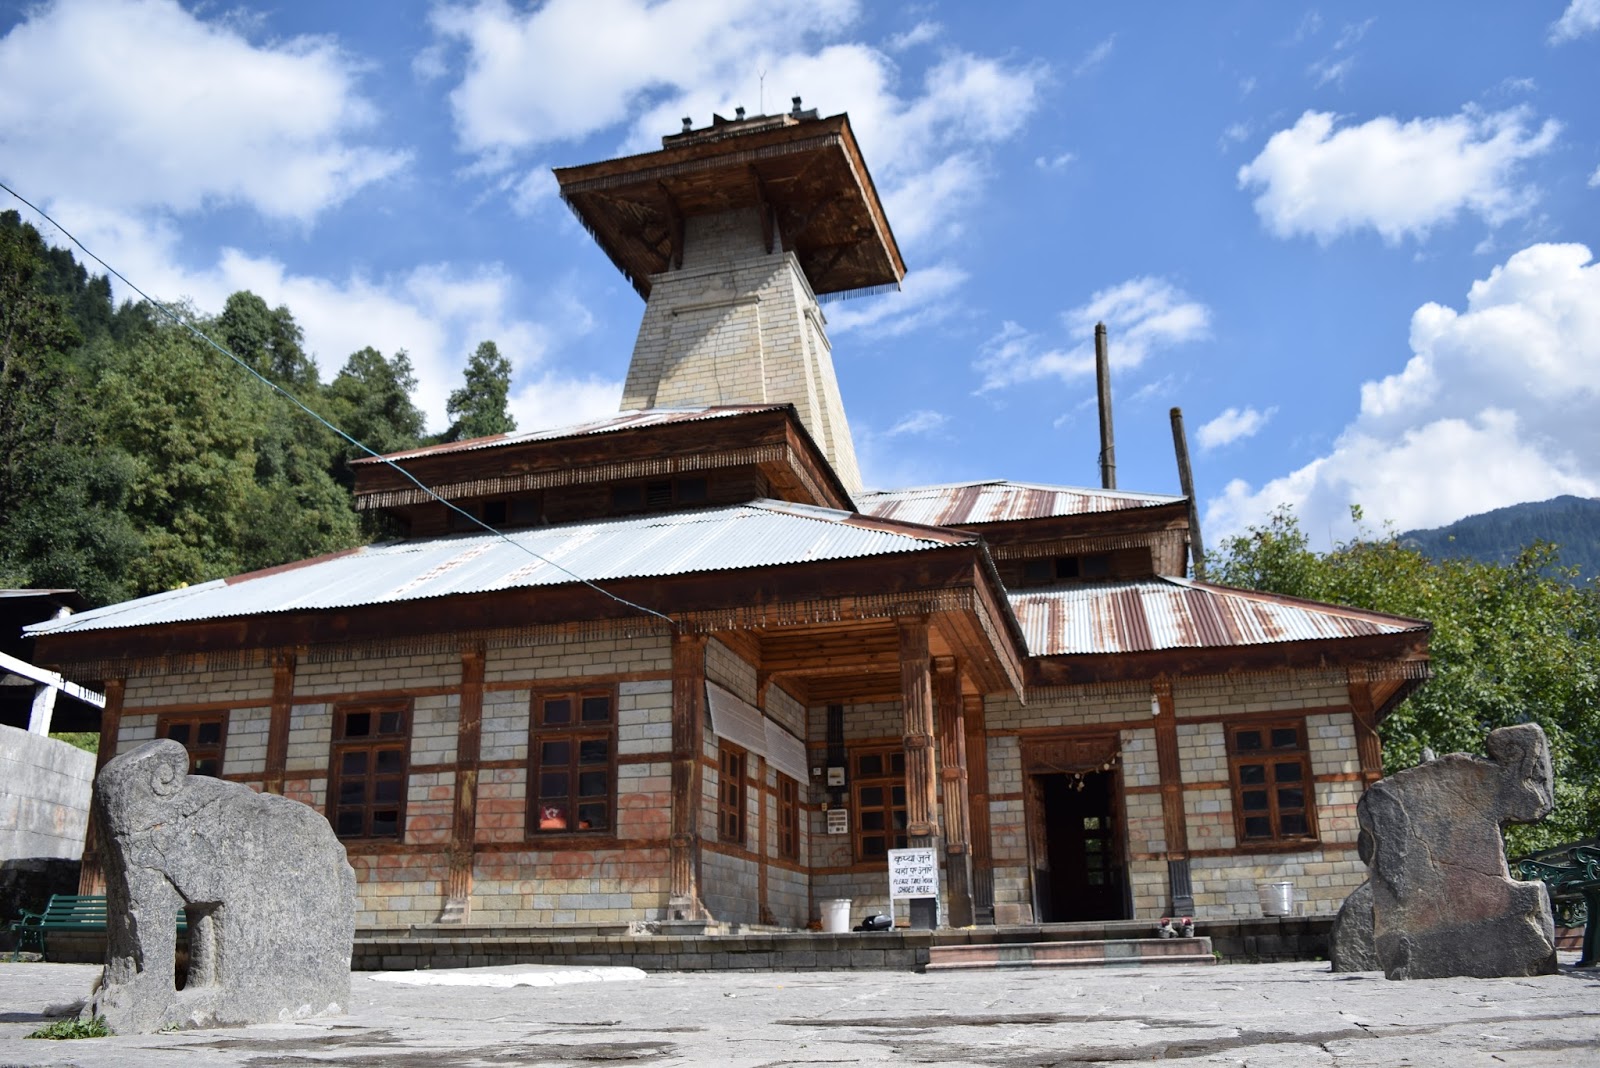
[{"left": 984, "top": 673, "right": 1368, "bottom": 923}]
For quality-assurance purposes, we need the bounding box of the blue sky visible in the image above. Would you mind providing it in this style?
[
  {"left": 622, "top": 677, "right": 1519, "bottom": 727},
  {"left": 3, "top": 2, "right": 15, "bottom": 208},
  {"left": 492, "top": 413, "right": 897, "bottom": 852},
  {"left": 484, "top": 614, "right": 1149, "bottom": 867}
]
[{"left": 2, "top": 0, "right": 1597, "bottom": 549}]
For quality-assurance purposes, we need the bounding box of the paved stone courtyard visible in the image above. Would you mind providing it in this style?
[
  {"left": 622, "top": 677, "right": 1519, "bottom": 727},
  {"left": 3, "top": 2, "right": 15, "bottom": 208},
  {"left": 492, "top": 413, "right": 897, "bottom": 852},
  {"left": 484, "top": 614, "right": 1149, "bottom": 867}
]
[{"left": 3, "top": 959, "right": 1600, "bottom": 1066}]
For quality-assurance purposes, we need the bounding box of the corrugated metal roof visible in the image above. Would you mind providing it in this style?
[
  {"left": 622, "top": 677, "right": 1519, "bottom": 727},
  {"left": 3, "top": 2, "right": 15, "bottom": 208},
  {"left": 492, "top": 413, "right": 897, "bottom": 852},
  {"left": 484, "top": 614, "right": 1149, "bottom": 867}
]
[
  {"left": 28, "top": 502, "right": 972, "bottom": 636},
  {"left": 354, "top": 406, "right": 786, "bottom": 463},
  {"left": 859, "top": 480, "right": 1183, "bottom": 526},
  {"left": 1010, "top": 577, "right": 1427, "bottom": 657}
]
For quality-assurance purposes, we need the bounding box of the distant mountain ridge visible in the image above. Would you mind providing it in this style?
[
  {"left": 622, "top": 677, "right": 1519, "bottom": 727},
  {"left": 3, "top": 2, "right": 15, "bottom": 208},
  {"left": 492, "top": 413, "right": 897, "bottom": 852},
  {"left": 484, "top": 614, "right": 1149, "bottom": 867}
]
[{"left": 1400, "top": 495, "right": 1600, "bottom": 580}]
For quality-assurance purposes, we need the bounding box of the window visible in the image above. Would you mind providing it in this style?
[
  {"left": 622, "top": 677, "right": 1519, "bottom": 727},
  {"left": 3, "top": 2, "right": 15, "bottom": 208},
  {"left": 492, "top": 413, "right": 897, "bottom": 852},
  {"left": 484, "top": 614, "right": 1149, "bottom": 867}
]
[
  {"left": 778, "top": 774, "right": 801, "bottom": 860},
  {"left": 329, "top": 701, "right": 410, "bottom": 840},
  {"left": 158, "top": 713, "right": 226, "bottom": 777},
  {"left": 530, "top": 691, "right": 615, "bottom": 834},
  {"left": 718, "top": 742, "right": 747, "bottom": 845},
  {"left": 610, "top": 476, "right": 712, "bottom": 515},
  {"left": 1228, "top": 722, "right": 1316, "bottom": 844},
  {"left": 852, "top": 746, "right": 908, "bottom": 860},
  {"left": 1019, "top": 553, "right": 1113, "bottom": 586}
]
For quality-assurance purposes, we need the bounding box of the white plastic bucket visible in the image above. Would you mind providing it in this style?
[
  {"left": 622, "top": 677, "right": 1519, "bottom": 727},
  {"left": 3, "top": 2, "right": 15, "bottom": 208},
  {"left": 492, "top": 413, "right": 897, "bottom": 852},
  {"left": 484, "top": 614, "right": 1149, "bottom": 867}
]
[
  {"left": 822, "top": 898, "right": 853, "bottom": 933},
  {"left": 1257, "top": 880, "right": 1295, "bottom": 916}
]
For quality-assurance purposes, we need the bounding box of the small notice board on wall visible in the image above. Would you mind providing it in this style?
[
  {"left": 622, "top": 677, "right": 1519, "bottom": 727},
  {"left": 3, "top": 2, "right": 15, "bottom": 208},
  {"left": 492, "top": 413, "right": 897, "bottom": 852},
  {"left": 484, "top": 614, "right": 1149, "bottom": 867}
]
[{"left": 887, "top": 847, "right": 939, "bottom": 899}]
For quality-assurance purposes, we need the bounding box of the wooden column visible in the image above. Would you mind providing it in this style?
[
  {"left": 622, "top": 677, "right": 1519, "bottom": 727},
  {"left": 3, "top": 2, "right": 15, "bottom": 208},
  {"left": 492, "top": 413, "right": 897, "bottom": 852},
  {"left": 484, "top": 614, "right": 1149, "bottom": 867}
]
[
  {"left": 669, "top": 632, "right": 708, "bottom": 920},
  {"left": 934, "top": 657, "right": 974, "bottom": 927},
  {"left": 1348, "top": 675, "right": 1385, "bottom": 787},
  {"left": 1152, "top": 679, "right": 1192, "bottom": 913},
  {"left": 757, "top": 755, "right": 774, "bottom": 925},
  {"left": 446, "top": 644, "right": 486, "bottom": 908},
  {"left": 962, "top": 694, "right": 995, "bottom": 923},
  {"left": 78, "top": 676, "right": 125, "bottom": 895},
  {"left": 262, "top": 651, "right": 296, "bottom": 795},
  {"left": 898, "top": 619, "right": 939, "bottom": 849}
]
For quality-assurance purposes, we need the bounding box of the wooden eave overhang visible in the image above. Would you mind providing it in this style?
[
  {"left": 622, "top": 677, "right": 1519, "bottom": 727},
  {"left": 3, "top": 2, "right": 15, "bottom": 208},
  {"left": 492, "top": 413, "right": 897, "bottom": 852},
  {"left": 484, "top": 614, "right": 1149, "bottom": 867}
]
[
  {"left": 1025, "top": 627, "right": 1432, "bottom": 701},
  {"left": 969, "top": 500, "right": 1193, "bottom": 550},
  {"left": 34, "top": 544, "right": 1026, "bottom": 700},
  {"left": 350, "top": 406, "right": 854, "bottom": 513},
  {"left": 554, "top": 113, "right": 905, "bottom": 299}
]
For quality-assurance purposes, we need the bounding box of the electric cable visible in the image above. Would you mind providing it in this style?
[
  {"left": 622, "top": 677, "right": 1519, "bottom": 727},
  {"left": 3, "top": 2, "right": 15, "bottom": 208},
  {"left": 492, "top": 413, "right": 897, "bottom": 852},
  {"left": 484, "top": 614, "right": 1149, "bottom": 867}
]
[{"left": 1, "top": 179, "right": 674, "bottom": 627}]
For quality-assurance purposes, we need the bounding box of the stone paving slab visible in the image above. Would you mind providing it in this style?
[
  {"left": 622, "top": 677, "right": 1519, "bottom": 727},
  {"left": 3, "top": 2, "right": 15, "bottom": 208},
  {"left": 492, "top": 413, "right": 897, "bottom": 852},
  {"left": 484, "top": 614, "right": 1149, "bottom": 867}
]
[{"left": 3, "top": 958, "right": 1600, "bottom": 1066}]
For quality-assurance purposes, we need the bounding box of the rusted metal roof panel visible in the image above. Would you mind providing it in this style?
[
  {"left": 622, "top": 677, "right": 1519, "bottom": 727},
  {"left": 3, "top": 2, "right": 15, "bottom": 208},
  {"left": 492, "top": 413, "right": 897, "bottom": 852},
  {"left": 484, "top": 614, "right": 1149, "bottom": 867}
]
[
  {"left": 859, "top": 480, "right": 1183, "bottom": 526},
  {"left": 1010, "top": 578, "right": 1427, "bottom": 657},
  {"left": 27, "top": 503, "right": 971, "bottom": 637},
  {"left": 354, "top": 406, "right": 787, "bottom": 464}
]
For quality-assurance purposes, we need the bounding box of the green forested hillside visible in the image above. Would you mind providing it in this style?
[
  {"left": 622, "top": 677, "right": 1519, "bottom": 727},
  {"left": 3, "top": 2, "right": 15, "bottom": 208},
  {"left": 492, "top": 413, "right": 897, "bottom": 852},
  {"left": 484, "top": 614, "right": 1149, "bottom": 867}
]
[
  {"left": 1402, "top": 496, "right": 1600, "bottom": 581},
  {"left": 0, "top": 210, "right": 514, "bottom": 606}
]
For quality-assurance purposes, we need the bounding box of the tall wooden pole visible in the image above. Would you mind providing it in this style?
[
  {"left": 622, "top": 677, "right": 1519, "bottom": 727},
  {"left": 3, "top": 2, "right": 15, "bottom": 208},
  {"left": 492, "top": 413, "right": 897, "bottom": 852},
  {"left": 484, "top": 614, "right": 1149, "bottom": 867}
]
[
  {"left": 1169, "top": 406, "right": 1207, "bottom": 579},
  {"left": 1096, "top": 322, "right": 1116, "bottom": 490}
]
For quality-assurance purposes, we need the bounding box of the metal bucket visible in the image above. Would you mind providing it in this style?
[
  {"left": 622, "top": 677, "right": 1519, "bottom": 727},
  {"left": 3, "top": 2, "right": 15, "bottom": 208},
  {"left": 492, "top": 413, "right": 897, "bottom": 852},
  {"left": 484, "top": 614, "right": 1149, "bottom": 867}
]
[{"left": 1257, "top": 880, "right": 1295, "bottom": 916}]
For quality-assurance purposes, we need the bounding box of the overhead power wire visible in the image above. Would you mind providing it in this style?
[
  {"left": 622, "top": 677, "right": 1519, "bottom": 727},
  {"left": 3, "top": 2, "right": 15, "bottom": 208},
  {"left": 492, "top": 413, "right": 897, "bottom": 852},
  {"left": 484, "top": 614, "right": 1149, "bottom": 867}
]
[{"left": 1, "top": 180, "right": 674, "bottom": 628}]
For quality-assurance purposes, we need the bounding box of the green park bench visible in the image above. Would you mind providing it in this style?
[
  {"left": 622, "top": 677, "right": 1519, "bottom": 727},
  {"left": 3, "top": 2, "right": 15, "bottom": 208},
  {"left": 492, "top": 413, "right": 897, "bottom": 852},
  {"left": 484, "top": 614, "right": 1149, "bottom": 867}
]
[
  {"left": 1514, "top": 842, "right": 1600, "bottom": 967},
  {"left": 6, "top": 894, "right": 187, "bottom": 962}
]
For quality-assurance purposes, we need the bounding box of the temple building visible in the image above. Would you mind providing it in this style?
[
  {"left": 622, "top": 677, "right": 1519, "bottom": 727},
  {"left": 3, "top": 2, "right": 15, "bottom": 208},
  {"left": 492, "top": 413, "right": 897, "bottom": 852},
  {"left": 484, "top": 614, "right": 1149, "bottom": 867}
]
[{"left": 27, "top": 105, "right": 1430, "bottom": 930}]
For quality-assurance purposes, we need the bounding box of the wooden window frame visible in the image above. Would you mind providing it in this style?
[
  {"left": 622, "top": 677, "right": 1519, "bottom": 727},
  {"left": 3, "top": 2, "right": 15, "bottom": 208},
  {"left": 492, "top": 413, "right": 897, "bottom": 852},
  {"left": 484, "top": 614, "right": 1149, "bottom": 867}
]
[
  {"left": 327, "top": 700, "right": 411, "bottom": 841},
  {"left": 718, "top": 742, "right": 748, "bottom": 845},
  {"left": 1227, "top": 720, "right": 1318, "bottom": 846},
  {"left": 851, "top": 745, "right": 908, "bottom": 861},
  {"left": 777, "top": 773, "right": 801, "bottom": 860},
  {"left": 157, "top": 712, "right": 227, "bottom": 777},
  {"left": 528, "top": 689, "right": 617, "bottom": 837}
]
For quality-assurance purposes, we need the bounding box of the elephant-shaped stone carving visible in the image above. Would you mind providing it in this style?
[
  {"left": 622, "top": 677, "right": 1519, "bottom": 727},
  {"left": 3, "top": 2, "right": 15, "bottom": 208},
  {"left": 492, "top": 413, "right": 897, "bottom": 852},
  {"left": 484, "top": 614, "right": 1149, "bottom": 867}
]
[
  {"left": 1330, "top": 722, "right": 1557, "bottom": 979},
  {"left": 85, "top": 739, "right": 356, "bottom": 1033}
]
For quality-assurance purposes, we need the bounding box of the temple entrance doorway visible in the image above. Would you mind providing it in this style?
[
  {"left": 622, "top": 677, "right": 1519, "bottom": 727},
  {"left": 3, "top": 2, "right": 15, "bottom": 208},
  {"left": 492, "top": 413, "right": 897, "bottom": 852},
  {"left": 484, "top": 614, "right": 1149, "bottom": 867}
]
[{"left": 1023, "top": 735, "right": 1129, "bottom": 924}]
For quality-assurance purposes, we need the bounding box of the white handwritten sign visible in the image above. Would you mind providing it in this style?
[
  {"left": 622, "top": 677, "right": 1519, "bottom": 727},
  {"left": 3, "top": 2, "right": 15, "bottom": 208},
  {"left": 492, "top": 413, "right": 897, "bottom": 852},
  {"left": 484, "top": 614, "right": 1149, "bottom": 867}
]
[{"left": 887, "top": 847, "right": 939, "bottom": 899}]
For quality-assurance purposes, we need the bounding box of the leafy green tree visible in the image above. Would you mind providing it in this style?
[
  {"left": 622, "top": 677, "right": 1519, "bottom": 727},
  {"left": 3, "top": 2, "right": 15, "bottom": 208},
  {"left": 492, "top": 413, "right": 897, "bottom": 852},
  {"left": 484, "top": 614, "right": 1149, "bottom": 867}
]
[
  {"left": 1211, "top": 507, "right": 1600, "bottom": 851},
  {"left": 214, "top": 290, "right": 318, "bottom": 390},
  {"left": 0, "top": 212, "right": 141, "bottom": 604},
  {"left": 444, "top": 340, "right": 516, "bottom": 441}
]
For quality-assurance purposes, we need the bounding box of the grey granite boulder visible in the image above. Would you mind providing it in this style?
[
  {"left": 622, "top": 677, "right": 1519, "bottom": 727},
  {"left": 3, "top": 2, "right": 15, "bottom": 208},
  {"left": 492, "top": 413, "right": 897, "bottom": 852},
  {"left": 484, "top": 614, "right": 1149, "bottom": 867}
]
[
  {"left": 1328, "top": 879, "right": 1378, "bottom": 972},
  {"left": 85, "top": 739, "right": 356, "bottom": 1033},
  {"left": 1358, "top": 723, "right": 1557, "bottom": 980}
]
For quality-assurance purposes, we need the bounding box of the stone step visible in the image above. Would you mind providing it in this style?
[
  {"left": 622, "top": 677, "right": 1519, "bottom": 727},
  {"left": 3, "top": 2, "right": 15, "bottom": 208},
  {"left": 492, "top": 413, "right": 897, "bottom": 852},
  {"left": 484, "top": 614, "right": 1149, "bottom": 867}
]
[{"left": 925, "top": 937, "right": 1216, "bottom": 971}]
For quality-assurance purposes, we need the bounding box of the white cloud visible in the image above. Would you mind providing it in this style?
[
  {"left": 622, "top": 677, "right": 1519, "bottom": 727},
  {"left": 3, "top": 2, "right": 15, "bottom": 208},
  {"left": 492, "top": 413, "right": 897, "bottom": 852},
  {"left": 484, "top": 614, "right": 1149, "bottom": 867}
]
[
  {"left": 1205, "top": 243, "right": 1600, "bottom": 546},
  {"left": 1198, "top": 406, "right": 1276, "bottom": 451},
  {"left": 1308, "top": 55, "right": 1355, "bottom": 88},
  {"left": 1550, "top": 0, "right": 1600, "bottom": 43},
  {"left": 884, "top": 410, "right": 948, "bottom": 437},
  {"left": 887, "top": 20, "right": 940, "bottom": 52},
  {"left": 511, "top": 373, "right": 624, "bottom": 432},
  {"left": 975, "top": 277, "right": 1211, "bottom": 392},
  {"left": 0, "top": 0, "right": 408, "bottom": 224},
  {"left": 827, "top": 264, "right": 968, "bottom": 338},
  {"left": 1073, "top": 35, "right": 1115, "bottom": 77},
  {"left": 1036, "top": 152, "right": 1076, "bottom": 172},
  {"left": 429, "top": 1, "right": 1045, "bottom": 258},
  {"left": 1589, "top": 164, "right": 1600, "bottom": 188},
  {"left": 1238, "top": 107, "right": 1560, "bottom": 244}
]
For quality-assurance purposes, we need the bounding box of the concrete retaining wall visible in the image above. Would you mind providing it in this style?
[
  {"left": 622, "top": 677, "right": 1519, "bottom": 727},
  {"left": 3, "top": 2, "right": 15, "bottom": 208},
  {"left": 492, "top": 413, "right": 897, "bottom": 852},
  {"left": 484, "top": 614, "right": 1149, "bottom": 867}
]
[{"left": 0, "top": 724, "right": 94, "bottom": 862}]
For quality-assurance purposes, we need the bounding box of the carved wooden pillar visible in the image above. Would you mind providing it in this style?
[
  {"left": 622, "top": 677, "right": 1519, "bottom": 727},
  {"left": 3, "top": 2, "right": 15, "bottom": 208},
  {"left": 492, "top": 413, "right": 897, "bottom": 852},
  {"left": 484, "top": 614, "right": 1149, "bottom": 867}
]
[
  {"left": 262, "top": 651, "right": 296, "bottom": 795},
  {"left": 898, "top": 619, "right": 939, "bottom": 851},
  {"left": 962, "top": 693, "right": 995, "bottom": 923},
  {"left": 934, "top": 657, "right": 974, "bottom": 927},
  {"left": 78, "top": 676, "right": 125, "bottom": 895},
  {"left": 669, "top": 632, "right": 708, "bottom": 919},
  {"left": 1152, "top": 679, "right": 1193, "bottom": 914},
  {"left": 446, "top": 644, "right": 486, "bottom": 909},
  {"left": 1347, "top": 673, "right": 1385, "bottom": 788}
]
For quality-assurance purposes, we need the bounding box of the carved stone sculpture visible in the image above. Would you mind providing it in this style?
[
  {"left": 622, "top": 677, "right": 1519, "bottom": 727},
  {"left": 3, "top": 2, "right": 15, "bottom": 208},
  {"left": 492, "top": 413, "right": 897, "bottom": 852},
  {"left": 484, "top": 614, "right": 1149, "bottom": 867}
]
[
  {"left": 1334, "top": 723, "right": 1557, "bottom": 980},
  {"left": 1328, "top": 879, "right": 1378, "bottom": 972},
  {"left": 86, "top": 739, "right": 356, "bottom": 1033}
]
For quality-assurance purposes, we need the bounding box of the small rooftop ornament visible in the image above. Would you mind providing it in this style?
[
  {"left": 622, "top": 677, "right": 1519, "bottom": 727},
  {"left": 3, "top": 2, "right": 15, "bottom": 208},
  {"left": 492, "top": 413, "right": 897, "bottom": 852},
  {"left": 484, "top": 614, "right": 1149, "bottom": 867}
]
[{"left": 85, "top": 739, "right": 356, "bottom": 1033}]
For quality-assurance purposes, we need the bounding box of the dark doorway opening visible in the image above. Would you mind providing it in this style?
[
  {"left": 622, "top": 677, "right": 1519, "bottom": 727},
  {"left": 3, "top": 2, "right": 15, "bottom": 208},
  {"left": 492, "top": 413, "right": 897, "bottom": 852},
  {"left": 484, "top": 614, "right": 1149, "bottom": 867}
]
[{"left": 1033, "top": 771, "right": 1126, "bottom": 923}]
